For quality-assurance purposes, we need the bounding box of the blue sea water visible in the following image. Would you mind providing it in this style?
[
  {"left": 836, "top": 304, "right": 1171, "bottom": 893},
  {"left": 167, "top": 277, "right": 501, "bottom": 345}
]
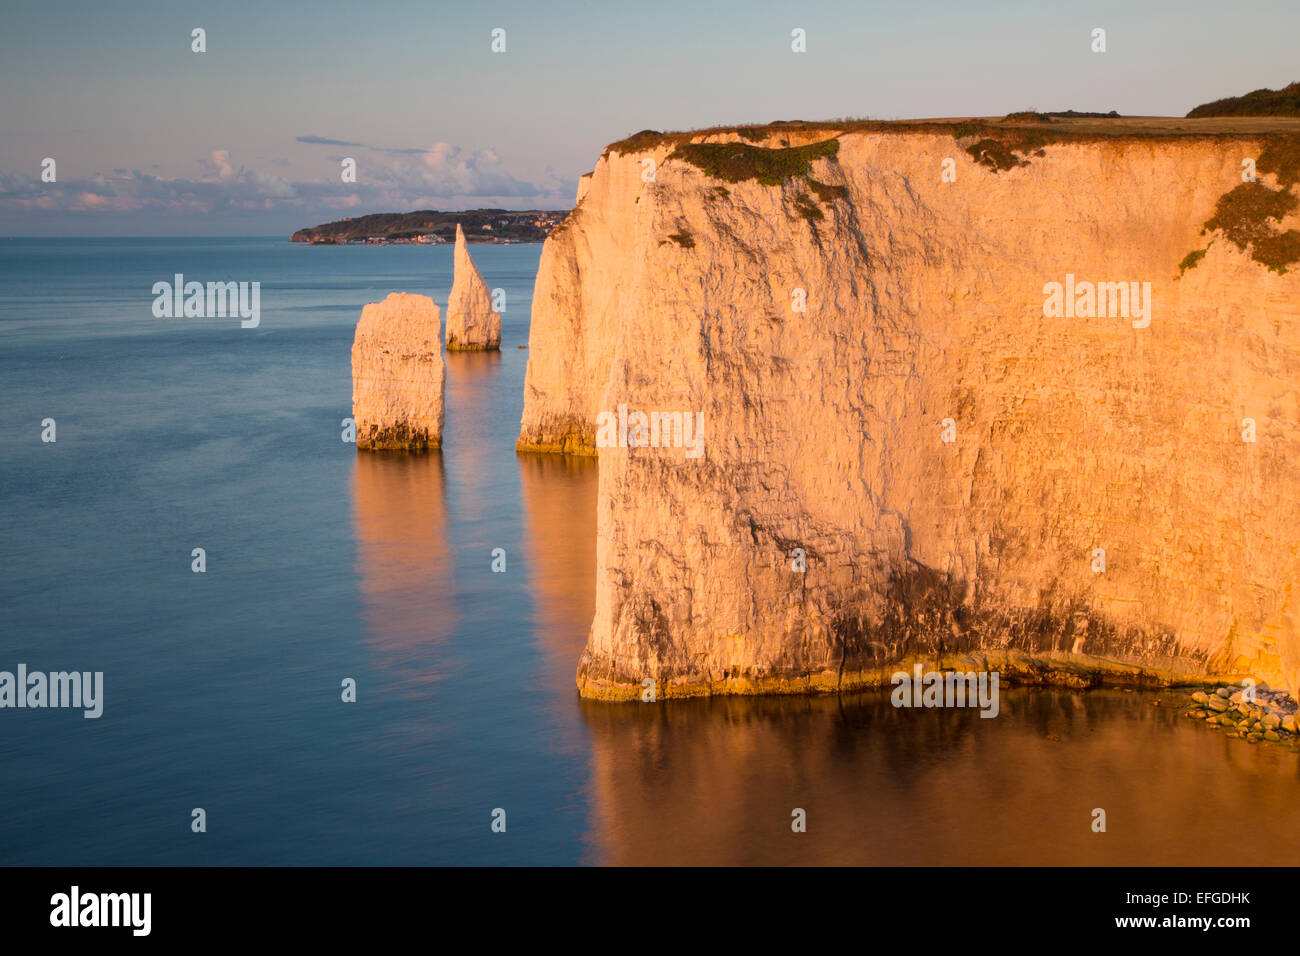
[
  {"left": 0, "top": 238, "right": 595, "bottom": 865},
  {"left": 3, "top": 238, "right": 1300, "bottom": 866}
]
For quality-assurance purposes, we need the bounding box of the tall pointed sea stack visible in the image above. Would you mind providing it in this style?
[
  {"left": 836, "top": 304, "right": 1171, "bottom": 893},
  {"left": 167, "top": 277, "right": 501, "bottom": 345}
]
[
  {"left": 351, "top": 292, "right": 445, "bottom": 450},
  {"left": 445, "top": 223, "right": 501, "bottom": 351}
]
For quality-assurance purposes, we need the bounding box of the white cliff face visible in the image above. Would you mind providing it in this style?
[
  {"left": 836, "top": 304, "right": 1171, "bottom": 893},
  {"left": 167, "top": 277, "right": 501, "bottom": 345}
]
[
  {"left": 516, "top": 150, "right": 657, "bottom": 454},
  {"left": 520, "top": 125, "right": 1300, "bottom": 700},
  {"left": 445, "top": 223, "right": 501, "bottom": 351},
  {"left": 351, "top": 292, "right": 445, "bottom": 451}
]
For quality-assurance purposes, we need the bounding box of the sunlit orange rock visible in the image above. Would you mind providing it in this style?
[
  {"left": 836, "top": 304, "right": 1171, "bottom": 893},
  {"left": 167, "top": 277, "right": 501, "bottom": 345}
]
[
  {"left": 519, "top": 122, "right": 1300, "bottom": 699},
  {"left": 445, "top": 224, "right": 501, "bottom": 351},
  {"left": 351, "top": 292, "right": 445, "bottom": 451}
]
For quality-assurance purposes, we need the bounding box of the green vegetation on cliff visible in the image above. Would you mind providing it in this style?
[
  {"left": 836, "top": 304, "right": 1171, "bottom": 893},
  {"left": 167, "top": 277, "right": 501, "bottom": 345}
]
[
  {"left": 1204, "top": 182, "right": 1298, "bottom": 247},
  {"left": 1188, "top": 82, "right": 1300, "bottom": 118},
  {"left": 668, "top": 138, "right": 840, "bottom": 187},
  {"left": 1183, "top": 134, "right": 1300, "bottom": 275}
]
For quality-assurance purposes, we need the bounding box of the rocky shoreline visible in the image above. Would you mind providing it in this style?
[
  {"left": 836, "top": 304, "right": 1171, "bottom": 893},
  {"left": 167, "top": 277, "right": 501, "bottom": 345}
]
[{"left": 1185, "top": 684, "right": 1300, "bottom": 746}]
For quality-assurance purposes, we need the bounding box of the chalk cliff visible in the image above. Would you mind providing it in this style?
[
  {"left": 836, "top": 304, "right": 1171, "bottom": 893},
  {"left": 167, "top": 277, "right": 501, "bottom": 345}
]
[
  {"left": 352, "top": 292, "right": 445, "bottom": 451},
  {"left": 518, "top": 119, "right": 1300, "bottom": 699},
  {"left": 445, "top": 223, "right": 501, "bottom": 351}
]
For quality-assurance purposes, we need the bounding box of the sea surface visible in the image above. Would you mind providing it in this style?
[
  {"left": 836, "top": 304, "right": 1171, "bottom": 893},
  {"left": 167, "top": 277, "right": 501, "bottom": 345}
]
[{"left": 2, "top": 237, "right": 1299, "bottom": 865}]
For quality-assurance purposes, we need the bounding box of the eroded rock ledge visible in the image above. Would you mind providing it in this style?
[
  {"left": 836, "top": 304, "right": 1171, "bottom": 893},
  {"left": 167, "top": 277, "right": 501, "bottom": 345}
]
[{"left": 519, "top": 120, "right": 1300, "bottom": 701}]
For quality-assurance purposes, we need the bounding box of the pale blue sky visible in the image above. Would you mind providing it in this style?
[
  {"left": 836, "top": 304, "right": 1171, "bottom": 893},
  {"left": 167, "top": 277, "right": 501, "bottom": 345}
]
[{"left": 1, "top": 0, "right": 1296, "bottom": 235}]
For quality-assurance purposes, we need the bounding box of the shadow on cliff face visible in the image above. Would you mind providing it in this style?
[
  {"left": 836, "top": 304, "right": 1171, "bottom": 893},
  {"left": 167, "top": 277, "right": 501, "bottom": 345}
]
[
  {"left": 588, "top": 546, "right": 1207, "bottom": 697},
  {"left": 831, "top": 562, "right": 1202, "bottom": 684},
  {"left": 577, "top": 687, "right": 1300, "bottom": 865},
  {"left": 351, "top": 452, "right": 456, "bottom": 698}
]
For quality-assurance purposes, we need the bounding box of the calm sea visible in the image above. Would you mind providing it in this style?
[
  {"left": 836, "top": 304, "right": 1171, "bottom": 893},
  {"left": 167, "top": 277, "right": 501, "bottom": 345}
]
[{"left": 2, "top": 238, "right": 1298, "bottom": 865}]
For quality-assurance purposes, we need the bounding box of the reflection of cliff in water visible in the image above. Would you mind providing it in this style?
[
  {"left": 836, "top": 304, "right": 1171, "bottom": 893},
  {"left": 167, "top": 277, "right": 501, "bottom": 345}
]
[
  {"left": 580, "top": 687, "right": 1300, "bottom": 865},
  {"left": 518, "top": 452, "right": 599, "bottom": 686},
  {"left": 351, "top": 452, "right": 456, "bottom": 695}
]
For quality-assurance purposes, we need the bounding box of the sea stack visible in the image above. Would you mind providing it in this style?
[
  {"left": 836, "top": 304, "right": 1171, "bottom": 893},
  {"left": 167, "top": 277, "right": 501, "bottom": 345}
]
[
  {"left": 351, "top": 292, "right": 445, "bottom": 450},
  {"left": 445, "top": 223, "right": 501, "bottom": 351}
]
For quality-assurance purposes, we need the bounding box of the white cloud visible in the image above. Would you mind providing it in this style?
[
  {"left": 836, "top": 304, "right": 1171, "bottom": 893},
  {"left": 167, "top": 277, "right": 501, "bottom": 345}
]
[{"left": 0, "top": 145, "right": 576, "bottom": 221}]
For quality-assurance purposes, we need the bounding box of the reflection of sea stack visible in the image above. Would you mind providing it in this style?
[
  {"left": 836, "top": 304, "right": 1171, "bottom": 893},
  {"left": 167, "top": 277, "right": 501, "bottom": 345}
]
[
  {"left": 352, "top": 452, "right": 456, "bottom": 668},
  {"left": 445, "top": 223, "right": 501, "bottom": 351},
  {"left": 351, "top": 292, "right": 445, "bottom": 451}
]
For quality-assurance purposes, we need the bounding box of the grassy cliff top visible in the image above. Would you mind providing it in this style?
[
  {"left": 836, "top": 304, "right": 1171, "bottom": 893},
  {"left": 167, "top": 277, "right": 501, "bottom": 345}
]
[
  {"left": 605, "top": 115, "right": 1300, "bottom": 157},
  {"left": 600, "top": 115, "right": 1300, "bottom": 276}
]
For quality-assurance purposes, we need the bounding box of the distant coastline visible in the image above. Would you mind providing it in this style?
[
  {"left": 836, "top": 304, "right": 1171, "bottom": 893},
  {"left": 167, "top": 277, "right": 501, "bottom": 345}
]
[{"left": 291, "top": 208, "right": 569, "bottom": 245}]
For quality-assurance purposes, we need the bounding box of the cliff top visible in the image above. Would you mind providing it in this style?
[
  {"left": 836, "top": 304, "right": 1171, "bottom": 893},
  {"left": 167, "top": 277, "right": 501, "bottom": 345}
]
[
  {"left": 605, "top": 115, "right": 1300, "bottom": 158},
  {"left": 599, "top": 115, "right": 1300, "bottom": 189},
  {"left": 593, "top": 112, "right": 1300, "bottom": 275}
]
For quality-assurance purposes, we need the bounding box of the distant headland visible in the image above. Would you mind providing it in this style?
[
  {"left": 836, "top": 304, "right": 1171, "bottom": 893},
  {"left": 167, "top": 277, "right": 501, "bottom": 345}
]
[{"left": 290, "top": 208, "right": 569, "bottom": 245}]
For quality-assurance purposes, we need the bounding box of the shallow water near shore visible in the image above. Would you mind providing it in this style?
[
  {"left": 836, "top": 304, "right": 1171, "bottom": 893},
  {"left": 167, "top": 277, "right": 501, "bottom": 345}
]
[{"left": 2, "top": 238, "right": 1298, "bottom": 866}]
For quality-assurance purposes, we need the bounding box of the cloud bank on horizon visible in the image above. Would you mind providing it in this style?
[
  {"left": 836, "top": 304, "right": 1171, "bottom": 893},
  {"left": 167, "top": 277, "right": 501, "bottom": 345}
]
[{"left": 0, "top": 141, "right": 574, "bottom": 227}]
